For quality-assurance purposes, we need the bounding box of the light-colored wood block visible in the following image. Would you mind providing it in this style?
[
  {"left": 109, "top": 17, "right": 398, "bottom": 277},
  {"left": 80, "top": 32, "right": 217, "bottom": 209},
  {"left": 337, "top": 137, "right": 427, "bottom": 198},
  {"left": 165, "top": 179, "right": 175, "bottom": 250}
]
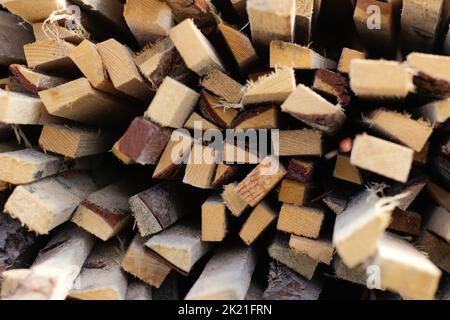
[
  {"left": 289, "top": 235, "right": 334, "bottom": 264},
  {"left": 277, "top": 204, "right": 324, "bottom": 239},
  {"left": 295, "top": 0, "right": 314, "bottom": 45},
  {"left": 145, "top": 221, "right": 214, "bottom": 273},
  {"left": 426, "top": 206, "right": 450, "bottom": 242},
  {"left": 202, "top": 194, "right": 228, "bottom": 242},
  {"left": 124, "top": 0, "right": 174, "bottom": 47},
  {"left": 169, "top": 18, "right": 224, "bottom": 76},
  {"left": 39, "top": 78, "right": 136, "bottom": 128},
  {"left": 273, "top": 129, "right": 323, "bottom": 156},
  {"left": 1, "top": 0, "right": 65, "bottom": 23},
  {"left": 281, "top": 84, "right": 345, "bottom": 134},
  {"left": 4, "top": 173, "right": 99, "bottom": 234},
  {"left": 184, "top": 112, "right": 220, "bottom": 131},
  {"left": 349, "top": 59, "right": 414, "bottom": 98},
  {"left": 333, "top": 189, "right": 402, "bottom": 268},
  {"left": 9, "top": 64, "right": 67, "bottom": 95},
  {"left": 247, "top": 0, "right": 296, "bottom": 47},
  {"left": 144, "top": 77, "right": 199, "bottom": 128},
  {"left": 201, "top": 68, "right": 243, "bottom": 104},
  {"left": 1, "top": 224, "right": 95, "bottom": 300},
  {"left": 232, "top": 105, "right": 279, "bottom": 130},
  {"left": 242, "top": 67, "right": 296, "bottom": 106},
  {"left": 278, "top": 179, "right": 311, "bottom": 206},
  {"left": 199, "top": 90, "right": 239, "bottom": 128},
  {"left": 239, "top": 201, "right": 277, "bottom": 245},
  {"left": 337, "top": 47, "right": 366, "bottom": 74},
  {"left": 24, "top": 40, "right": 77, "bottom": 73},
  {"left": 97, "top": 39, "right": 153, "bottom": 101},
  {"left": 69, "top": 238, "right": 128, "bottom": 300},
  {"left": 333, "top": 155, "right": 363, "bottom": 185},
  {"left": 185, "top": 245, "right": 256, "bottom": 300},
  {"left": 183, "top": 144, "right": 218, "bottom": 189},
  {"left": 0, "top": 89, "right": 48, "bottom": 125},
  {"left": 350, "top": 133, "right": 414, "bottom": 183},
  {"left": 366, "top": 109, "right": 433, "bottom": 152},
  {"left": 121, "top": 233, "right": 171, "bottom": 288},
  {"left": 270, "top": 40, "right": 336, "bottom": 69},
  {"left": 372, "top": 233, "right": 441, "bottom": 300},
  {"left": 39, "top": 123, "right": 116, "bottom": 158},
  {"left": 236, "top": 156, "right": 286, "bottom": 207},
  {"left": 32, "top": 22, "right": 85, "bottom": 44},
  {"left": 222, "top": 182, "right": 249, "bottom": 217},
  {"left": 218, "top": 22, "right": 258, "bottom": 72}
]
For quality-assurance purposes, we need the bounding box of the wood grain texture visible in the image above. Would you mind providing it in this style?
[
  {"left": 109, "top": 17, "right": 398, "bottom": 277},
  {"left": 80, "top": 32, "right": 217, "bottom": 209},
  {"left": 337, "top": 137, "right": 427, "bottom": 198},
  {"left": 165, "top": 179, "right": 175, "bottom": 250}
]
[
  {"left": 273, "top": 129, "right": 323, "bottom": 156},
  {"left": 222, "top": 182, "right": 249, "bottom": 217},
  {"left": 202, "top": 194, "right": 228, "bottom": 242},
  {"left": 239, "top": 201, "right": 277, "bottom": 245},
  {"left": 277, "top": 204, "right": 324, "bottom": 239},
  {"left": 337, "top": 47, "right": 366, "bottom": 74}
]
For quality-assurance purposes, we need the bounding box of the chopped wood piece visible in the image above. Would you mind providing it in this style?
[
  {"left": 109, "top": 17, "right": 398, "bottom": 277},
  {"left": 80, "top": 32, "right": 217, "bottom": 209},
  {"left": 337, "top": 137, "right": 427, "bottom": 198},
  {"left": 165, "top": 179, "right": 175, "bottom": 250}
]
[
  {"left": 268, "top": 234, "right": 318, "bottom": 280},
  {"left": 9, "top": 64, "right": 68, "bottom": 94},
  {"left": 417, "top": 99, "right": 450, "bottom": 124},
  {"left": 277, "top": 204, "right": 324, "bottom": 239},
  {"left": 270, "top": 40, "right": 337, "bottom": 70},
  {"left": 407, "top": 52, "right": 450, "bottom": 97},
  {"left": 351, "top": 133, "right": 414, "bottom": 183},
  {"left": 263, "top": 262, "right": 322, "bottom": 300},
  {"left": 294, "top": 0, "right": 314, "bottom": 45},
  {"left": 126, "top": 279, "right": 153, "bottom": 300},
  {"left": 232, "top": 105, "right": 279, "bottom": 129},
  {"left": 69, "top": 40, "right": 121, "bottom": 96},
  {"left": 323, "top": 190, "right": 348, "bottom": 214},
  {"left": 312, "top": 69, "right": 351, "bottom": 106},
  {"left": 286, "top": 158, "right": 314, "bottom": 183},
  {"left": 333, "top": 155, "right": 363, "bottom": 185},
  {"left": 353, "top": 0, "right": 395, "bottom": 55},
  {"left": 183, "top": 144, "right": 218, "bottom": 189},
  {"left": 69, "top": 238, "right": 128, "bottom": 300},
  {"left": 278, "top": 179, "right": 311, "bottom": 206},
  {"left": 281, "top": 84, "right": 345, "bottom": 134},
  {"left": 212, "top": 164, "right": 238, "bottom": 188},
  {"left": 1, "top": 0, "right": 64, "bottom": 23},
  {"left": 333, "top": 189, "right": 401, "bottom": 268},
  {"left": 39, "top": 123, "right": 116, "bottom": 158},
  {"left": 366, "top": 109, "right": 433, "bottom": 152},
  {"left": 0, "top": 214, "right": 37, "bottom": 273},
  {"left": 274, "top": 129, "right": 323, "bottom": 157},
  {"left": 129, "top": 182, "right": 191, "bottom": 237},
  {"left": 72, "top": 181, "right": 143, "bottom": 241},
  {"left": 401, "top": 0, "right": 444, "bottom": 53},
  {"left": 425, "top": 206, "right": 450, "bottom": 241},
  {"left": 24, "top": 40, "right": 77, "bottom": 73},
  {"left": 124, "top": 0, "right": 174, "bottom": 47},
  {"left": 97, "top": 39, "right": 153, "bottom": 101},
  {"left": 201, "top": 69, "right": 243, "bottom": 104},
  {"left": 134, "top": 37, "right": 194, "bottom": 89},
  {"left": 426, "top": 182, "right": 450, "bottom": 211},
  {"left": 0, "top": 11, "right": 34, "bottom": 65},
  {"left": 349, "top": 59, "right": 414, "bottom": 99},
  {"left": 289, "top": 235, "right": 334, "bottom": 264},
  {"left": 1, "top": 224, "right": 95, "bottom": 300},
  {"left": 218, "top": 23, "right": 258, "bottom": 72},
  {"left": 185, "top": 110, "right": 220, "bottom": 133},
  {"left": 145, "top": 77, "right": 199, "bottom": 128},
  {"left": 39, "top": 78, "right": 137, "bottom": 128},
  {"left": 121, "top": 233, "right": 171, "bottom": 288},
  {"left": 222, "top": 182, "right": 249, "bottom": 217},
  {"left": 242, "top": 67, "right": 296, "bottom": 106},
  {"left": 416, "top": 229, "right": 450, "bottom": 274},
  {"left": 185, "top": 245, "right": 256, "bottom": 300},
  {"left": 4, "top": 173, "right": 99, "bottom": 234},
  {"left": 236, "top": 156, "right": 286, "bottom": 207},
  {"left": 388, "top": 208, "right": 421, "bottom": 236},
  {"left": 145, "top": 221, "right": 214, "bottom": 274},
  {"left": 115, "top": 117, "right": 172, "bottom": 165},
  {"left": 372, "top": 233, "right": 441, "bottom": 300},
  {"left": 0, "top": 148, "right": 66, "bottom": 184},
  {"left": 153, "top": 131, "right": 193, "bottom": 179},
  {"left": 337, "top": 48, "right": 366, "bottom": 74},
  {"left": 164, "top": 0, "right": 215, "bottom": 27},
  {"left": 169, "top": 19, "right": 224, "bottom": 76},
  {"left": 239, "top": 201, "right": 277, "bottom": 245},
  {"left": 222, "top": 141, "right": 258, "bottom": 165},
  {"left": 32, "top": 22, "right": 84, "bottom": 44},
  {"left": 0, "top": 90, "right": 48, "bottom": 125},
  {"left": 199, "top": 90, "right": 239, "bottom": 128},
  {"left": 202, "top": 194, "right": 228, "bottom": 242},
  {"left": 247, "top": 0, "right": 296, "bottom": 47}
]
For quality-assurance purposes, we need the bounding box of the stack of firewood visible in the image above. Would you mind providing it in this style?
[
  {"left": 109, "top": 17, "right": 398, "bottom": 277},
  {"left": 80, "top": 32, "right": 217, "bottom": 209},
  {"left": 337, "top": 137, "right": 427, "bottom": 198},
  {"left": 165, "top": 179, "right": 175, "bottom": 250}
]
[{"left": 0, "top": 0, "right": 449, "bottom": 300}]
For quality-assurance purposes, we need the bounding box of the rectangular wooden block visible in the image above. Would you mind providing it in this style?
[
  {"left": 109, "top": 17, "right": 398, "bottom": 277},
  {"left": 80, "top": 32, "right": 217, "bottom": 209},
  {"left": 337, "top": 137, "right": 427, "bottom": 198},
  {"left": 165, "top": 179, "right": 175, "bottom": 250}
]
[
  {"left": 202, "top": 194, "right": 228, "bottom": 242},
  {"left": 273, "top": 129, "right": 323, "bottom": 156},
  {"left": 289, "top": 235, "right": 334, "bottom": 264},
  {"left": 278, "top": 179, "right": 311, "bottom": 206},
  {"left": 239, "top": 201, "right": 277, "bottom": 245},
  {"left": 277, "top": 204, "right": 324, "bottom": 239}
]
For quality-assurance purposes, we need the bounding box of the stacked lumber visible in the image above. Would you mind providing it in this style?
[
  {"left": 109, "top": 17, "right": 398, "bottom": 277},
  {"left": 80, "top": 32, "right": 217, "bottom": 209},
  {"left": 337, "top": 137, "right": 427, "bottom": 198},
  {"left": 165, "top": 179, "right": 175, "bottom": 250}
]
[{"left": 0, "top": 0, "right": 449, "bottom": 302}]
